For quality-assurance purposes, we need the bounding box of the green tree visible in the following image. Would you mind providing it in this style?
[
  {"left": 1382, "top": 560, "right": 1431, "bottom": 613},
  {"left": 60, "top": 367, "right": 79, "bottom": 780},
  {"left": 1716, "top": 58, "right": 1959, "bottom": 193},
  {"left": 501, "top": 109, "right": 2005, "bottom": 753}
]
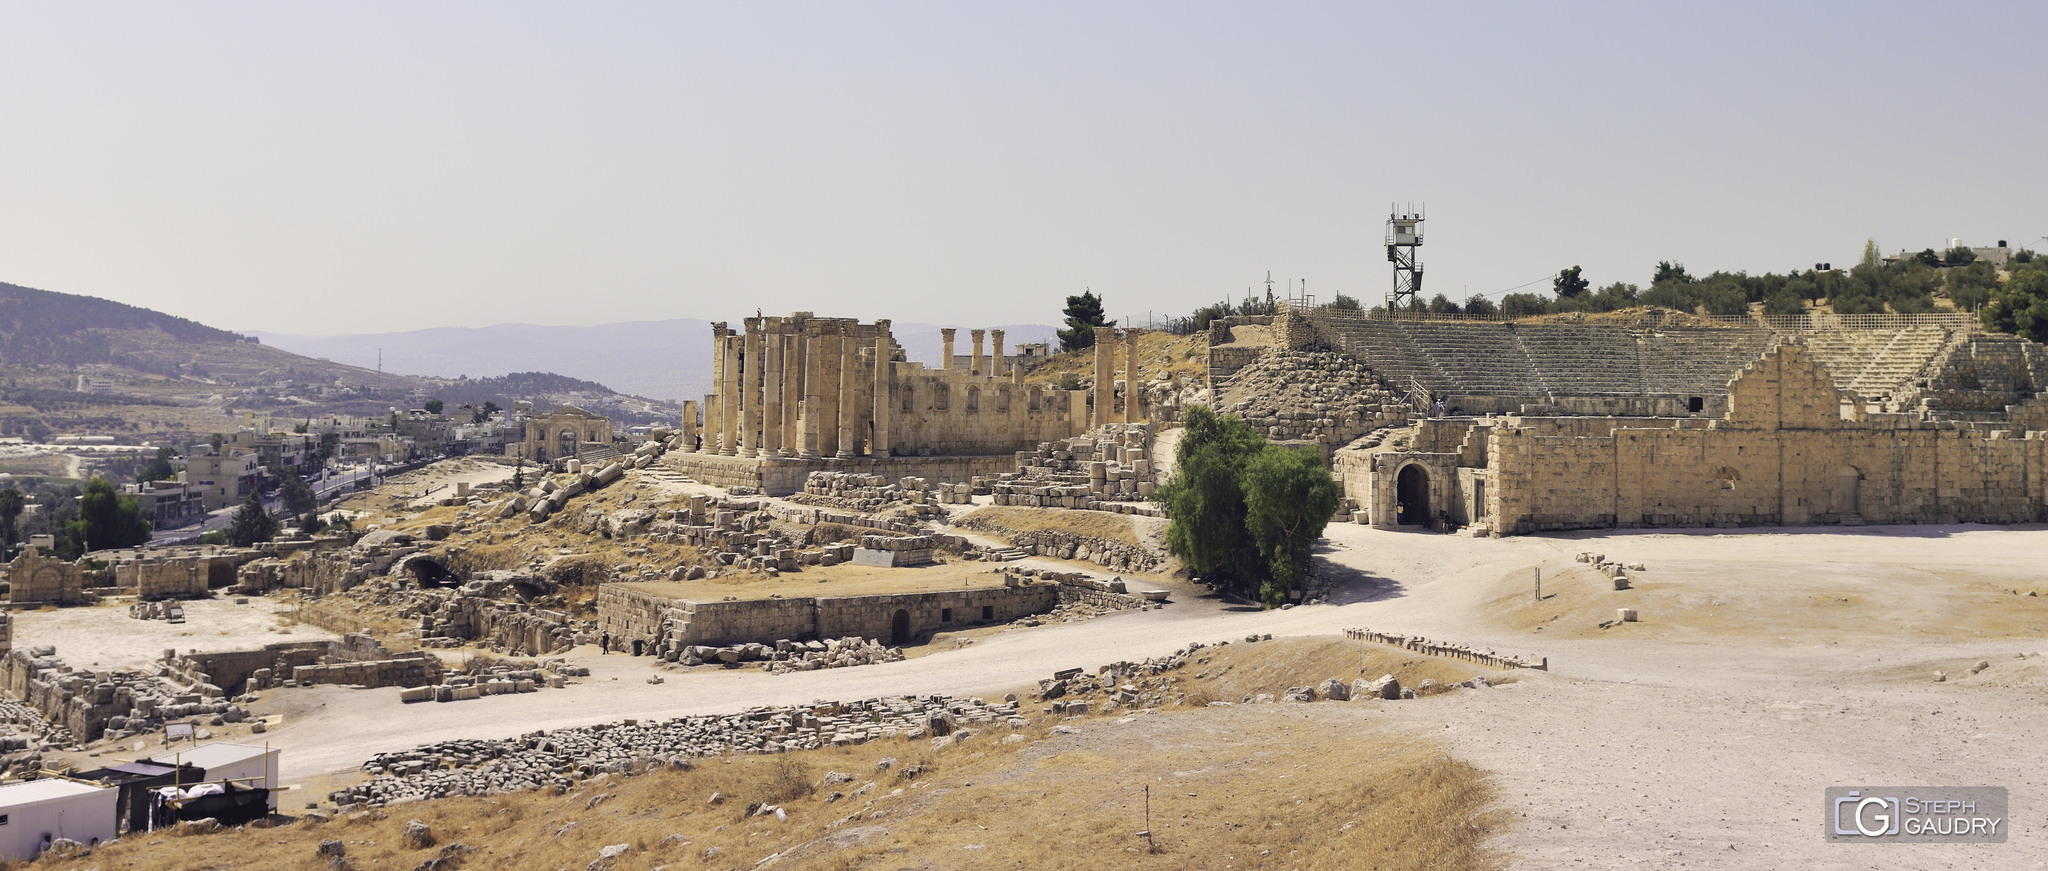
[
  {"left": 1943, "top": 245, "right": 1977, "bottom": 267},
  {"left": 209, "top": 432, "right": 225, "bottom": 451},
  {"left": 1426, "top": 294, "right": 1461, "bottom": 314},
  {"left": 1156, "top": 406, "right": 1265, "bottom": 591},
  {"left": 1553, "top": 266, "right": 1590, "bottom": 298},
  {"left": 0, "top": 486, "right": 24, "bottom": 551},
  {"left": 511, "top": 458, "right": 527, "bottom": 490},
  {"left": 1462, "top": 294, "right": 1498, "bottom": 316},
  {"left": 67, "top": 477, "right": 151, "bottom": 554},
  {"left": 474, "top": 400, "right": 501, "bottom": 424},
  {"left": 1056, "top": 290, "right": 1115, "bottom": 353},
  {"left": 1861, "top": 238, "right": 1882, "bottom": 270},
  {"left": 226, "top": 493, "right": 279, "bottom": 547},
  {"left": 316, "top": 432, "right": 340, "bottom": 463},
  {"left": 1326, "top": 292, "right": 1362, "bottom": 311},
  {"left": 275, "top": 466, "right": 317, "bottom": 517},
  {"left": 138, "top": 446, "right": 178, "bottom": 482},
  {"left": 1913, "top": 248, "right": 1943, "bottom": 268},
  {"left": 1982, "top": 267, "right": 2048, "bottom": 343},
  {"left": 1652, "top": 261, "right": 1692, "bottom": 285},
  {"left": 1500, "top": 292, "right": 1551, "bottom": 318},
  {"left": 1240, "top": 445, "right": 1340, "bottom": 607},
  {"left": 1762, "top": 287, "right": 1807, "bottom": 316},
  {"left": 423, "top": 399, "right": 445, "bottom": 415}
]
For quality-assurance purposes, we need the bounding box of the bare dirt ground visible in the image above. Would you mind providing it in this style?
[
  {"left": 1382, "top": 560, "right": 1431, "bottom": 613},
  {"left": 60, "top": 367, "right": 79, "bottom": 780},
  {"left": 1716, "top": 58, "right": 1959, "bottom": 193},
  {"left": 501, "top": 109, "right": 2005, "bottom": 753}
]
[
  {"left": 12, "top": 596, "right": 338, "bottom": 671},
  {"left": 19, "top": 520, "right": 2048, "bottom": 868}
]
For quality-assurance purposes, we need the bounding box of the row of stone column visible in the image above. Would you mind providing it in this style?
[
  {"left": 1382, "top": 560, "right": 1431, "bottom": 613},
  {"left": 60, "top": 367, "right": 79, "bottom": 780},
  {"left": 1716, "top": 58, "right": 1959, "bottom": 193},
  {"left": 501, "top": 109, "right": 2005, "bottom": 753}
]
[
  {"left": 1093, "top": 326, "right": 1146, "bottom": 427},
  {"left": 696, "top": 319, "right": 895, "bottom": 460},
  {"left": 938, "top": 327, "right": 1009, "bottom": 376}
]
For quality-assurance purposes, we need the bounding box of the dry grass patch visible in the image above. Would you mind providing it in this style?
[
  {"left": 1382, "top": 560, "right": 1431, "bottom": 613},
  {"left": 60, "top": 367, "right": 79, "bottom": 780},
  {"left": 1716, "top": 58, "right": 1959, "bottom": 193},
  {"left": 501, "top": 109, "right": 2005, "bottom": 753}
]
[
  {"left": 958, "top": 505, "right": 1141, "bottom": 547},
  {"left": 68, "top": 700, "right": 1500, "bottom": 871},
  {"left": 1020, "top": 331, "right": 1209, "bottom": 388}
]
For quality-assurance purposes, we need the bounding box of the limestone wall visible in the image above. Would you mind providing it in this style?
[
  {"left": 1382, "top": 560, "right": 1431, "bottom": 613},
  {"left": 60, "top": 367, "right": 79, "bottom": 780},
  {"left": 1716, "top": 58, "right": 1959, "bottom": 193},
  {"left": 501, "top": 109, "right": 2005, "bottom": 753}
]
[
  {"left": 2, "top": 548, "right": 85, "bottom": 605},
  {"left": 598, "top": 582, "right": 1062, "bottom": 657}
]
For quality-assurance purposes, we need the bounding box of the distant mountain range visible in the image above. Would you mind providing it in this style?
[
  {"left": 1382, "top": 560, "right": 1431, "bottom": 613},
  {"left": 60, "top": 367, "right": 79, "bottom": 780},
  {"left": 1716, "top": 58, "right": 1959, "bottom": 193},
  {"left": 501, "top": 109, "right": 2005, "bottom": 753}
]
[{"left": 254, "top": 320, "right": 1063, "bottom": 402}]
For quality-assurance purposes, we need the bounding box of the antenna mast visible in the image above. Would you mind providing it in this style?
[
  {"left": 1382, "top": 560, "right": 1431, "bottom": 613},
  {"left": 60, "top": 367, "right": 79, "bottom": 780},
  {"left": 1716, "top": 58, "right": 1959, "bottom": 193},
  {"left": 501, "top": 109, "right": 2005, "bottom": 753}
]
[{"left": 1385, "top": 203, "right": 1425, "bottom": 314}]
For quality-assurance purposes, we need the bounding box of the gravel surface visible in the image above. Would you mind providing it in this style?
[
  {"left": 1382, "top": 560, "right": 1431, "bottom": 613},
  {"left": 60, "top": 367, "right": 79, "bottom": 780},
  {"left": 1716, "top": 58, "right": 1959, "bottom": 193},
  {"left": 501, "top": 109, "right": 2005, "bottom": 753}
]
[{"left": 58, "top": 520, "right": 2048, "bottom": 867}]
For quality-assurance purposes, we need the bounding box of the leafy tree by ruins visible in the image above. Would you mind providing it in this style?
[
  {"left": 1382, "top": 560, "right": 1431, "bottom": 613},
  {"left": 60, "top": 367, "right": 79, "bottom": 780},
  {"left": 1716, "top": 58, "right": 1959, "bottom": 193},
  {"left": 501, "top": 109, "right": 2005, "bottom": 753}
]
[
  {"left": 67, "top": 477, "right": 150, "bottom": 555},
  {"left": 0, "top": 486, "right": 24, "bottom": 553},
  {"left": 275, "top": 466, "right": 317, "bottom": 518},
  {"left": 423, "top": 399, "right": 445, "bottom": 415},
  {"left": 1981, "top": 265, "right": 2048, "bottom": 344},
  {"left": 1056, "top": 290, "right": 1115, "bottom": 353},
  {"left": 1240, "top": 444, "right": 1340, "bottom": 605},
  {"left": 1156, "top": 405, "right": 1340, "bottom": 607},
  {"left": 227, "top": 493, "right": 279, "bottom": 547}
]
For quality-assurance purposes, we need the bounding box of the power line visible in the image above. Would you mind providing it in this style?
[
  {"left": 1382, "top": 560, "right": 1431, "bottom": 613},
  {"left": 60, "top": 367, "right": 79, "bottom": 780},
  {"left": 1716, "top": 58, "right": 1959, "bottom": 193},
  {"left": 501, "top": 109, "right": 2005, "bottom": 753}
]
[{"left": 1470, "top": 273, "right": 1559, "bottom": 299}]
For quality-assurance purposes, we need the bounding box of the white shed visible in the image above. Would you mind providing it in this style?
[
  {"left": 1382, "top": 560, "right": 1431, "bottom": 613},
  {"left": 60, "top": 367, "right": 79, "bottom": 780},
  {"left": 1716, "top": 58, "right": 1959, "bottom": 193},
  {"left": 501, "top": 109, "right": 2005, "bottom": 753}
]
[
  {"left": 0, "top": 779, "right": 118, "bottom": 861},
  {"left": 173, "top": 743, "right": 282, "bottom": 811}
]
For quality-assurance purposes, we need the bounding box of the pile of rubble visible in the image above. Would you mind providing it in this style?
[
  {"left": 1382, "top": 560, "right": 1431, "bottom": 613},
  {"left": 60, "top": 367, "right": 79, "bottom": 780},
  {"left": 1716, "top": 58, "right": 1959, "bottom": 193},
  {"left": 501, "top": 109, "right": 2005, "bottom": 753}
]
[
  {"left": 787, "top": 472, "right": 906, "bottom": 511},
  {"left": 0, "top": 696, "right": 68, "bottom": 778},
  {"left": 990, "top": 425, "right": 1159, "bottom": 511},
  {"left": 128, "top": 600, "right": 189, "bottom": 621},
  {"left": 397, "top": 658, "right": 586, "bottom": 704},
  {"left": 1, "top": 646, "right": 251, "bottom": 745},
  {"left": 1032, "top": 644, "right": 1206, "bottom": 714},
  {"left": 337, "top": 694, "right": 1025, "bottom": 806},
  {"left": 952, "top": 517, "right": 1164, "bottom": 574},
  {"left": 409, "top": 571, "right": 589, "bottom": 655},
  {"left": 1223, "top": 349, "right": 1405, "bottom": 445},
  {"left": 670, "top": 636, "right": 904, "bottom": 672},
  {"left": 1576, "top": 551, "right": 1646, "bottom": 591}
]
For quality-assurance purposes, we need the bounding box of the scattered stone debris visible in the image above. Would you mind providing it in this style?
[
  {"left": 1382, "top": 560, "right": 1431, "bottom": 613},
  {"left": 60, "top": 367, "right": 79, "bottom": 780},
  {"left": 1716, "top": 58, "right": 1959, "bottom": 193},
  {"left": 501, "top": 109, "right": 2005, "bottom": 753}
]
[{"left": 337, "top": 695, "right": 1023, "bottom": 806}]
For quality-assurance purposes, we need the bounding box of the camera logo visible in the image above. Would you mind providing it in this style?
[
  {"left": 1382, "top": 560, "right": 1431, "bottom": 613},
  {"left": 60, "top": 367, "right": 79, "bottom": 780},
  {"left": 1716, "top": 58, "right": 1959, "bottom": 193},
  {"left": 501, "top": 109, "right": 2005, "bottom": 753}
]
[
  {"left": 1822, "top": 786, "right": 2006, "bottom": 843},
  {"left": 1834, "top": 792, "right": 1900, "bottom": 838}
]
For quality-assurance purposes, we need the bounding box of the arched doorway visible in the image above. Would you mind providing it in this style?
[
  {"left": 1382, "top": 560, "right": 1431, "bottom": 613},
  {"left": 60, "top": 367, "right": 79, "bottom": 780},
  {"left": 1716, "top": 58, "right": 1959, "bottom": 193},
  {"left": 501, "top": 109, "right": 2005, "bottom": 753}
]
[
  {"left": 631, "top": 640, "right": 645, "bottom": 657},
  {"left": 559, "top": 429, "right": 579, "bottom": 460},
  {"left": 890, "top": 609, "right": 911, "bottom": 646},
  {"left": 1396, "top": 465, "right": 1430, "bottom": 526}
]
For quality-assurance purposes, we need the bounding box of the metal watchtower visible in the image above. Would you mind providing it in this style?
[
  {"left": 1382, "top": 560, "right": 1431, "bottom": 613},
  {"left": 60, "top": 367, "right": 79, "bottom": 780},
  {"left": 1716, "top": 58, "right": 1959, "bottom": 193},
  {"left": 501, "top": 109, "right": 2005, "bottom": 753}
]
[{"left": 1385, "top": 205, "right": 1424, "bottom": 313}]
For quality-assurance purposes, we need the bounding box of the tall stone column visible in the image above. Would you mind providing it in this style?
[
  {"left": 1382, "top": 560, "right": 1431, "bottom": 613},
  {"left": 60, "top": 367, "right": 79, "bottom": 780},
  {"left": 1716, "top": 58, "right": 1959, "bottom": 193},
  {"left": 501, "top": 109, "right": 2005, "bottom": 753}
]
[
  {"left": 800, "top": 330, "right": 824, "bottom": 458},
  {"left": 760, "top": 326, "right": 783, "bottom": 457},
  {"left": 706, "top": 322, "right": 728, "bottom": 453},
  {"left": 941, "top": 328, "right": 957, "bottom": 370},
  {"left": 990, "top": 329, "right": 1006, "bottom": 376},
  {"left": 740, "top": 322, "right": 762, "bottom": 458},
  {"left": 873, "top": 336, "right": 892, "bottom": 458},
  {"left": 970, "top": 329, "right": 986, "bottom": 376},
  {"left": 818, "top": 328, "right": 843, "bottom": 458},
  {"left": 1125, "top": 332, "right": 1142, "bottom": 424},
  {"left": 1093, "top": 326, "right": 1116, "bottom": 427},
  {"left": 779, "top": 334, "right": 800, "bottom": 457},
  {"left": 719, "top": 335, "right": 741, "bottom": 455},
  {"left": 836, "top": 335, "right": 859, "bottom": 459}
]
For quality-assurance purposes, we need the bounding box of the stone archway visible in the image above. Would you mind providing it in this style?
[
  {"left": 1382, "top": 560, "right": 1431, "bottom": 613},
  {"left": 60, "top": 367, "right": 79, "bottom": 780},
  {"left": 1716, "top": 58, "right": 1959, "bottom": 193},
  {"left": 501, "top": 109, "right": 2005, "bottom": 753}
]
[
  {"left": 890, "top": 609, "right": 911, "bottom": 646},
  {"left": 1396, "top": 464, "right": 1430, "bottom": 526},
  {"left": 559, "top": 429, "right": 579, "bottom": 460}
]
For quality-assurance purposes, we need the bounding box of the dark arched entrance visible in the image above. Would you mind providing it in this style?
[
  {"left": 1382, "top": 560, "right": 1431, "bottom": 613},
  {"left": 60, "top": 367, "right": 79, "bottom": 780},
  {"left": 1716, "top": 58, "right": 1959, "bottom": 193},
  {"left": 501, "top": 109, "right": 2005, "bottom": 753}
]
[
  {"left": 1396, "top": 464, "right": 1430, "bottom": 526},
  {"left": 632, "top": 640, "right": 645, "bottom": 657},
  {"left": 890, "top": 609, "right": 911, "bottom": 645}
]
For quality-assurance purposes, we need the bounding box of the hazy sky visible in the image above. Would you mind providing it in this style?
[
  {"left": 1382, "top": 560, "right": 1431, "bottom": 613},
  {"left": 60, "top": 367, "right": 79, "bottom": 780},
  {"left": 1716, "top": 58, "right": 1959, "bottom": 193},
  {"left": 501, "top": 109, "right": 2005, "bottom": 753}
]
[{"left": 4, "top": 3, "right": 2043, "bottom": 335}]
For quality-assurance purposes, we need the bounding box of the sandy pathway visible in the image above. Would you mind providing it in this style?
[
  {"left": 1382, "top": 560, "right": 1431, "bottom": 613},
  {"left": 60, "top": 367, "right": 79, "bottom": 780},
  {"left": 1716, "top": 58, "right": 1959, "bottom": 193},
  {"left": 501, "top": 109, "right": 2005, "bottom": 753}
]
[{"left": 147, "top": 520, "right": 2048, "bottom": 866}]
